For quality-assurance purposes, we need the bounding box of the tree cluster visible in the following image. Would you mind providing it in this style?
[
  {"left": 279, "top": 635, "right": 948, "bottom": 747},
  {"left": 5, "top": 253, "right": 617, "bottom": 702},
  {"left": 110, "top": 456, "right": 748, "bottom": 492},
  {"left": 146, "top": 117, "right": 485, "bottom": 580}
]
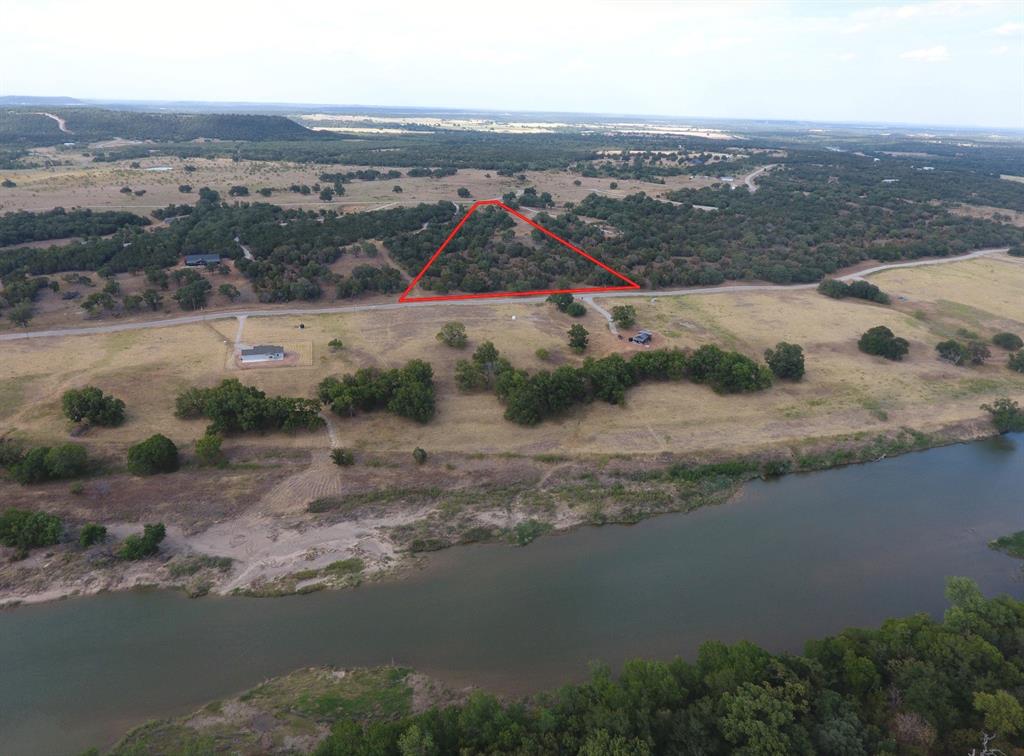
[
  {"left": 458, "top": 342, "right": 772, "bottom": 426},
  {"left": 3, "top": 443, "right": 89, "bottom": 484},
  {"left": 0, "top": 207, "right": 148, "bottom": 246},
  {"left": 62, "top": 386, "right": 126, "bottom": 426},
  {"left": 318, "top": 361, "right": 436, "bottom": 424},
  {"left": 175, "top": 379, "right": 325, "bottom": 435},
  {"left": 764, "top": 342, "right": 805, "bottom": 380},
  {"left": 858, "top": 326, "right": 910, "bottom": 361},
  {"left": 936, "top": 339, "right": 990, "bottom": 366},
  {"left": 0, "top": 509, "right": 62, "bottom": 557},
  {"left": 818, "top": 279, "right": 890, "bottom": 304}
]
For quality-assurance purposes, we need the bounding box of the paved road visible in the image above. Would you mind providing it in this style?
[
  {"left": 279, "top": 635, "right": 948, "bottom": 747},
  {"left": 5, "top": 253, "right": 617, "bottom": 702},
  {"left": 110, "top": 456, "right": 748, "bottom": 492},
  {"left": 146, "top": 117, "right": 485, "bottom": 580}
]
[
  {"left": 742, "top": 164, "right": 776, "bottom": 193},
  {"left": 0, "top": 248, "right": 1009, "bottom": 343}
]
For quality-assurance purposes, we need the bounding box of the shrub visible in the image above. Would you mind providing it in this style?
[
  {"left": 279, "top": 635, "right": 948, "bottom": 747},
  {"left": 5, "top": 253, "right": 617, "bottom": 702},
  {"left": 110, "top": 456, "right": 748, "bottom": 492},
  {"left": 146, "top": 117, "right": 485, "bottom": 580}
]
[
  {"left": 761, "top": 459, "right": 792, "bottom": 478},
  {"left": 194, "top": 432, "right": 224, "bottom": 466},
  {"left": 611, "top": 305, "right": 636, "bottom": 328},
  {"left": 546, "top": 293, "right": 574, "bottom": 312},
  {"left": 936, "top": 339, "right": 968, "bottom": 365},
  {"left": 117, "top": 523, "right": 166, "bottom": 560},
  {"left": 328, "top": 338, "right": 344, "bottom": 351},
  {"left": 44, "top": 444, "right": 88, "bottom": 480},
  {"left": 764, "top": 342, "right": 805, "bottom": 380},
  {"left": 535, "top": 348, "right": 550, "bottom": 361},
  {"left": 0, "top": 509, "right": 62, "bottom": 555},
  {"left": 127, "top": 434, "right": 179, "bottom": 475},
  {"left": 62, "top": 386, "right": 126, "bottom": 426},
  {"left": 565, "top": 301, "right": 587, "bottom": 318},
  {"left": 512, "top": 519, "right": 552, "bottom": 546},
  {"left": 79, "top": 523, "right": 107, "bottom": 548},
  {"left": 993, "top": 332, "right": 1023, "bottom": 351},
  {"left": 413, "top": 447, "right": 428, "bottom": 465},
  {"left": 457, "top": 187, "right": 471, "bottom": 198},
  {"left": 436, "top": 321, "right": 468, "bottom": 348},
  {"left": 1009, "top": 351, "right": 1024, "bottom": 373},
  {"left": 330, "top": 448, "right": 354, "bottom": 466},
  {"left": 981, "top": 398, "right": 1024, "bottom": 433},
  {"left": 568, "top": 324, "right": 589, "bottom": 352},
  {"left": 858, "top": 326, "right": 909, "bottom": 361}
]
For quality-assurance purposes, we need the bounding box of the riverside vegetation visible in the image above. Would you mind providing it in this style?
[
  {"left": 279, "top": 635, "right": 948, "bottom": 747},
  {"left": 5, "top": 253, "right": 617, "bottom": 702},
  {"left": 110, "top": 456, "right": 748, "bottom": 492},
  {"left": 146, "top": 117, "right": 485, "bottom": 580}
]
[{"left": 109, "top": 579, "right": 1024, "bottom": 756}]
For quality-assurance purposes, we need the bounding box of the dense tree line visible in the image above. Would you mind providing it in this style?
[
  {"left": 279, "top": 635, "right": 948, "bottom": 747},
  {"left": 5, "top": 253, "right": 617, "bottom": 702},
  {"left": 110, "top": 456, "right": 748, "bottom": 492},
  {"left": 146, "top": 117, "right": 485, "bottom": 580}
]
[
  {"left": 175, "top": 379, "right": 324, "bottom": 434},
  {"left": 316, "top": 579, "right": 1024, "bottom": 756},
  {"left": 458, "top": 342, "right": 772, "bottom": 425},
  {"left": 0, "top": 200, "right": 452, "bottom": 306},
  {"left": 318, "top": 361, "right": 436, "bottom": 424},
  {"left": 0, "top": 207, "right": 148, "bottom": 246}
]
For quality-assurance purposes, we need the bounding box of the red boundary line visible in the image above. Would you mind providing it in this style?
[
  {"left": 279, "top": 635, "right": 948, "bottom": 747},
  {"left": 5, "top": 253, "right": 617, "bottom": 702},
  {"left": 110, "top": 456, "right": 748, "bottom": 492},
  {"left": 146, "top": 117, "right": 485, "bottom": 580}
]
[{"left": 398, "top": 200, "right": 640, "bottom": 303}]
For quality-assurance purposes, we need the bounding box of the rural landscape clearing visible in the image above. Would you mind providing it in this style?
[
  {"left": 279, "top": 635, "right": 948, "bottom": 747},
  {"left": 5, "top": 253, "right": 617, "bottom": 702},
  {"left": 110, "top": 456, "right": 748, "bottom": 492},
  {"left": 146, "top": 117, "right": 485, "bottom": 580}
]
[{"left": 2, "top": 1, "right": 1024, "bottom": 754}]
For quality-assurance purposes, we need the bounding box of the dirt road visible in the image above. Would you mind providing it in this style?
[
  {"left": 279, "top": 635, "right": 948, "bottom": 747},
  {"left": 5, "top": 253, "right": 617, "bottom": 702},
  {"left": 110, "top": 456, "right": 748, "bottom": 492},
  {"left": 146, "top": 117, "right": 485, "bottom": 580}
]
[{"left": 0, "top": 247, "right": 1008, "bottom": 342}]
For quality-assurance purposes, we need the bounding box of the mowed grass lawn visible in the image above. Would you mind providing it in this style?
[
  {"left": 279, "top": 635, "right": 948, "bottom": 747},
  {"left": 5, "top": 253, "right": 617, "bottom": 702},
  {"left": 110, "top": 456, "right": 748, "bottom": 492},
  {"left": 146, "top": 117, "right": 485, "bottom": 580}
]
[{"left": 2, "top": 256, "right": 1022, "bottom": 459}]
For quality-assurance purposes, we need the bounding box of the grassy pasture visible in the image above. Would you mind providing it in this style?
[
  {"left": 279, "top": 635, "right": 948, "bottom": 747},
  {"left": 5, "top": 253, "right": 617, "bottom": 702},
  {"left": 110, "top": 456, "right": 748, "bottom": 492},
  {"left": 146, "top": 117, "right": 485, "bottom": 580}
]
[{"left": 2, "top": 255, "right": 1022, "bottom": 463}]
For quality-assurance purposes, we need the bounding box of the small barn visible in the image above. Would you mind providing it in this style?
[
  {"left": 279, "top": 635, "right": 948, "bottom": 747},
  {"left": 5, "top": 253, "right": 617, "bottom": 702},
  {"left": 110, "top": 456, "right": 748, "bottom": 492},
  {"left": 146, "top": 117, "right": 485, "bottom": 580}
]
[
  {"left": 184, "top": 253, "right": 221, "bottom": 266},
  {"left": 240, "top": 345, "right": 285, "bottom": 363}
]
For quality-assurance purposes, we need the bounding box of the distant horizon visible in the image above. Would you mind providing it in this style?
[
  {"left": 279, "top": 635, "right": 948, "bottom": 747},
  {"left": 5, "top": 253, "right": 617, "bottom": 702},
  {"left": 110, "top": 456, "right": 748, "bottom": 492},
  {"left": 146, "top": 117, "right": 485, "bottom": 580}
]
[
  {"left": 3, "top": 1, "right": 1021, "bottom": 130},
  {"left": 4, "top": 94, "right": 1023, "bottom": 135}
]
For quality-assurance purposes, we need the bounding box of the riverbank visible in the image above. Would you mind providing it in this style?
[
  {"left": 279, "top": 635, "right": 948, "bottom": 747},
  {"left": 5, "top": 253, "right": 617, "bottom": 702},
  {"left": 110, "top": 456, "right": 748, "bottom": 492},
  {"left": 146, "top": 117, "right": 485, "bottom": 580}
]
[
  {"left": 0, "top": 417, "right": 1003, "bottom": 609},
  {"left": 2, "top": 433, "right": 1020, "bottom": 755}
]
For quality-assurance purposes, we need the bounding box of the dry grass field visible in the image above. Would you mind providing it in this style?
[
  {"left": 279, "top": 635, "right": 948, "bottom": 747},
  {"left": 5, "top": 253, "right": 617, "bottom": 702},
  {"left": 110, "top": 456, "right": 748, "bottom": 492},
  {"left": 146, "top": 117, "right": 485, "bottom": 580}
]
[
  {"left": 3, "top": 255, "right": 1022, "bottom": 462},
  {"left": 0, "top": 151, "right": 718, "bottom": 216},
  {"left": 2, "top": 254, "right": 1021, "bottom": 604}
]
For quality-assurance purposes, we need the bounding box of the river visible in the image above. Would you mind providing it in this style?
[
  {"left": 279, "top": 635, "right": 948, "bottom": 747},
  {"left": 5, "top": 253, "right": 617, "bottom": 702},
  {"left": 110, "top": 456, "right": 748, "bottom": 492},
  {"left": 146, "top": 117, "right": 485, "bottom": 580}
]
[{"left": 1, "top": 434, "right": 1021, "bottom": 755}]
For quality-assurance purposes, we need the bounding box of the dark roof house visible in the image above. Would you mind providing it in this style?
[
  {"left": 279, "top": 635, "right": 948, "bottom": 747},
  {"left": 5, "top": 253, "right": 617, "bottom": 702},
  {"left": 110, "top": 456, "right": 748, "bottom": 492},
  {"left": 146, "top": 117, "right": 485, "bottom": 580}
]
[
  {"left": 184, "top": 253, "right": 221, "bottom": 266},
  {"left": 629, "top": 330, "right": 652, "bottom": 345}
]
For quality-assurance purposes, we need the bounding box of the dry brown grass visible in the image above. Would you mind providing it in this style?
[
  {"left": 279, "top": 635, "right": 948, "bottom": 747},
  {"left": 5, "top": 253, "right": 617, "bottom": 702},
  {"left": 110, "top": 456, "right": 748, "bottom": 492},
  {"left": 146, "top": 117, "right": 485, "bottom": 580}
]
[
  {"left": 0, "top": 153, "right": 716, "bottom": 216},
  {"left": 2, "top": 255, "right": 1022, "bottom": 465}
]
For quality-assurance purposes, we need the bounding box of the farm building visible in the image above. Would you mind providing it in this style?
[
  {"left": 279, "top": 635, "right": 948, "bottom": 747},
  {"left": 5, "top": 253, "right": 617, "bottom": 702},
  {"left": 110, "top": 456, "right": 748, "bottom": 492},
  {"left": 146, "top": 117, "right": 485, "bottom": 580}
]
[
  {"left": 184, "top": 253, "right": 221, "bottom": 266},
  {"left": 629, "top": 330, "right": 653, "bottom": 345},
  {"left": 239, "top": 345, "right": 285, "bottom": 363}
]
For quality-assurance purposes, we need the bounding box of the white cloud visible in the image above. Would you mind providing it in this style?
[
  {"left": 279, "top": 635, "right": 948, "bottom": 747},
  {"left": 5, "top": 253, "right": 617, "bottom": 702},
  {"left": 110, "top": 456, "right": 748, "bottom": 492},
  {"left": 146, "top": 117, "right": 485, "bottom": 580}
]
[
  {"left": 841, "top": 22, "right": 869, "bottom": 34},
  {"left": 837, "top": 52, "right": 858, "bottom": 61},
  {"left": 899, "top": 45, "right": 950, "bottom": 62},
  {"left": 992, "top": 21, "right": 1024, "bottom": 36},
  {"left": 991, "top": 44, "right": 1010, "bottom": 55}
]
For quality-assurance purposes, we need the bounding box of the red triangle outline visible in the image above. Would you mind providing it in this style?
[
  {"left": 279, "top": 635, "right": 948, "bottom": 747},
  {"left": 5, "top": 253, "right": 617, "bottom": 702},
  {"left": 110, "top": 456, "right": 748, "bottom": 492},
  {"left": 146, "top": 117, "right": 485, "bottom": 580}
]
[{"left": 398, "top": 199, "right": 641, "bottom": 303}]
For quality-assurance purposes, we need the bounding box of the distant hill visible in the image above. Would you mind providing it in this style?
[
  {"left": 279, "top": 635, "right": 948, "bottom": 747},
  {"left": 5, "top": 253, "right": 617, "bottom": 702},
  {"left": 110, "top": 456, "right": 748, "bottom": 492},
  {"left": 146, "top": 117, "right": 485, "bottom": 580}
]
[
  {"left": 0, "top": 95, "right": 87, "bottom": 107},
  {"left": 0, "top": 107, "right": 331, "bottom": 145}
]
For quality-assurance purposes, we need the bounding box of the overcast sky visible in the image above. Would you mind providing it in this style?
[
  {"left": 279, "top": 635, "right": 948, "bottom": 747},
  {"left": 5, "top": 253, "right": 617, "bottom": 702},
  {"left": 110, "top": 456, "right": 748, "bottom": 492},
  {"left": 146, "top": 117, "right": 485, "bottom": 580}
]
[{"left": 2, "top": 0, "right": 1022, "bottom": 128}]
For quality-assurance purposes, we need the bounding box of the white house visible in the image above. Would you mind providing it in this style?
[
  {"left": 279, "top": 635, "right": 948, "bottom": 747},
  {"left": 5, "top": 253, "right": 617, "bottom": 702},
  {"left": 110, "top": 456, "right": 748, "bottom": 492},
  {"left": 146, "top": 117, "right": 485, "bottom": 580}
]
[{"left": 239, "top": 345, "right": 285, "bottom": 363}]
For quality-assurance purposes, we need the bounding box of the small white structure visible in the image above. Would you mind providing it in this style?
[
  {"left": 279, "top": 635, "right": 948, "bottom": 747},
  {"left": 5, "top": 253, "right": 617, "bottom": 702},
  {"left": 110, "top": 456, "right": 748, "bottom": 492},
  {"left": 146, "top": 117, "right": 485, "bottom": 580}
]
[{"left": 240, "top": 344, "right": 285, "bottom": 363}]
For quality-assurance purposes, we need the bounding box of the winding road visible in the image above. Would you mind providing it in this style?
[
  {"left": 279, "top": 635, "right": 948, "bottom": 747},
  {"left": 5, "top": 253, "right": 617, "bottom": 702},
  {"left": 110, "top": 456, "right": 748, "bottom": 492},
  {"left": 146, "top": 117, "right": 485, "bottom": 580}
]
[{"left": 0, "top": 247, "right": 1009, "bottom": 343}]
